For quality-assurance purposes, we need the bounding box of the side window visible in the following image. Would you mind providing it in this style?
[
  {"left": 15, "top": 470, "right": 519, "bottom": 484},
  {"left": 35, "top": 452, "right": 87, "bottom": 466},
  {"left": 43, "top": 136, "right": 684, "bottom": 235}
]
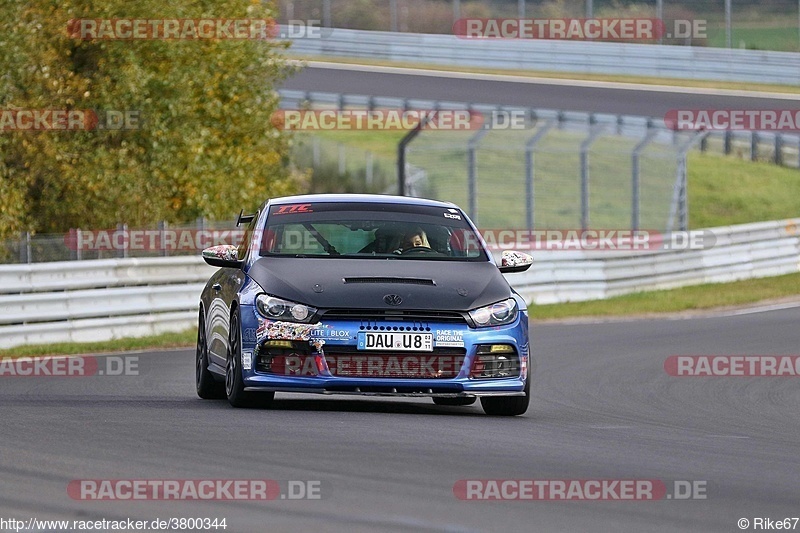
[{"left": 237, "top": 214, "right": 259, "bottom": 260}]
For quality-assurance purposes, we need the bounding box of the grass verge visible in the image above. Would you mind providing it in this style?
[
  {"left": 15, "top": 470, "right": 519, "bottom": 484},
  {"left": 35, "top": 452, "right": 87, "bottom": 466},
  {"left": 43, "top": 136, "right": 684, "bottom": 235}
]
[
  {"left": 529, "top": 272, "right": 800, "bottom": 320},
  {"left": 0, "top": 329, "right": 196, "bottom": 359}
]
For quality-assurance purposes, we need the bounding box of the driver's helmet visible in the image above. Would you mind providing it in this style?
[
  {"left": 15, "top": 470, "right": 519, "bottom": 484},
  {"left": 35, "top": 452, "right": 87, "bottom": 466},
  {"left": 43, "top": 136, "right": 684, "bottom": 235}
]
[{"left": 400, "top": 227, "right": 431, "bottom": 250}]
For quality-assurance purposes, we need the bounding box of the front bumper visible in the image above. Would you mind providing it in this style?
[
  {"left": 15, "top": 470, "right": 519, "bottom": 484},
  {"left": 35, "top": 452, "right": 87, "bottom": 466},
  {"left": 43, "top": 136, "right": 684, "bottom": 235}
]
[{"left": 239, "top": 305, "right": 530, "bottom": 397}]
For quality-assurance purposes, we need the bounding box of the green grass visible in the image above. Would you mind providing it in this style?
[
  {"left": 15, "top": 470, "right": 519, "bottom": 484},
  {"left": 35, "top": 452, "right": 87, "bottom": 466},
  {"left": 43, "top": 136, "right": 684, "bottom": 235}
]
[
  {"left": 688, "top": 152, "right": 800, "bottom": 228},
  {"left": 302, "top": 130, "right": 406, "bottom": 160},
  {"left": 297, "top": 130, "right": 800, "bottom": 229},
  {"left": 529, "top": 272, "right": 800, "bottom": 320},
  {"left": 0, "top": 329, "right": 196, "bottom": 359},
  {"left": 707, "top": 25, "right": 800, "bottom": 53}
]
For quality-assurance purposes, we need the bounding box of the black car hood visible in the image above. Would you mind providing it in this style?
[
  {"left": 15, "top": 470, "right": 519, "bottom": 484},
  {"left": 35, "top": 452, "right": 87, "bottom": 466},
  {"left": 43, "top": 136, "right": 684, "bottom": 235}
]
[{"left": 247, "top": 257, "right": 511, "bottom": 312}]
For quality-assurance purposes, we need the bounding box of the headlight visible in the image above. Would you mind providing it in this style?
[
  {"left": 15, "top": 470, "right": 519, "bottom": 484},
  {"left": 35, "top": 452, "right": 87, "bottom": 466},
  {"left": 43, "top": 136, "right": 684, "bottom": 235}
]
[
  {"left": 255, "top": 294, "right": 317, "bottom": 323},
  {"left": 469, "top": 298, "right": 518, "bottom": 327}
]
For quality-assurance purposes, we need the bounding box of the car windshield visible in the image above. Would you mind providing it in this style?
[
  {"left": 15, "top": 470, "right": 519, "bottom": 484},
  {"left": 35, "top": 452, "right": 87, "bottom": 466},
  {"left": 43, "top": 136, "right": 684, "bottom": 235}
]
[{"left": 257, "top": 202, "right": 487, "bottom": 261}]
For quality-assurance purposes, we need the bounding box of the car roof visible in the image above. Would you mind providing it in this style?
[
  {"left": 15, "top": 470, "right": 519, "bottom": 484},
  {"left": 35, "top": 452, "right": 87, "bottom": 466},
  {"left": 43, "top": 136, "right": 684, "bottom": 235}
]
[{"left": 263, "top": 194, "right": 459, "bottom": 210}]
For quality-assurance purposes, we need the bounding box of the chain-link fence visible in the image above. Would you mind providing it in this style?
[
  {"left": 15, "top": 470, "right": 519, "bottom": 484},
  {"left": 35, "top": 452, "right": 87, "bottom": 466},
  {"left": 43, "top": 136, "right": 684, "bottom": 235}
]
[
  {"left": 290, "top": 135, "right": 395, "bottom": 194},
  {"left": 277, "top": 0, "right": 800, "bottom": 51},
  {"left": 280, "top": 90, "right": 799, "bottom": 233},
  {"left": 0, "top": 219, "right": 239, "bottom": 265},
  {"left": 404, "top": 115, "right": 695, "bottom": 232}
]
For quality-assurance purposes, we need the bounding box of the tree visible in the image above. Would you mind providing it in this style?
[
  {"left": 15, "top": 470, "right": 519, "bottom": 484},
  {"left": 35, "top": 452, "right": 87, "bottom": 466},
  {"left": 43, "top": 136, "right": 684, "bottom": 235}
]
[{"left": 0, "top": 0, "right": 297, "bottom": 240}]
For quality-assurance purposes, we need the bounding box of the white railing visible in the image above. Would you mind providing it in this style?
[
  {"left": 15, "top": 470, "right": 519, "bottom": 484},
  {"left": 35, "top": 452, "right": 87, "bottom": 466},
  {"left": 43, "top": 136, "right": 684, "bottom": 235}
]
[
  {"left": 0, "top": 257, "right": 215, "bottom": 347},
  {"left": 504, "top": 219, "right": 800, "bottom": 304},
  {"left": 285, "top": 27, "right": 800, "bottom": 85},
  {"left": 1, "top": 218, "right": 798, "bottom": 347}
]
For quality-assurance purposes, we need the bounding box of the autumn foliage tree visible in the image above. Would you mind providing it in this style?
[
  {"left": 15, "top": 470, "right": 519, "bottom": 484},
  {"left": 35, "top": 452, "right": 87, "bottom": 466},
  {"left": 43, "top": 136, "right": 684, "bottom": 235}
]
[{"left": 0, "top": 0, "right": 297, "bottom": 240}]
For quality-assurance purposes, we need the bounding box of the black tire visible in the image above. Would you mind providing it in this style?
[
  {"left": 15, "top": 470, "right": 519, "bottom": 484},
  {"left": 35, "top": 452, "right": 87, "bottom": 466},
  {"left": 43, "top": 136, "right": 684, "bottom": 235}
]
[
  {"left": 480, "top": 365, "right": 531, "bottom": 416},
  {"left": 196, "top": 308, "right": 225, "bottom": 399},
  {"left": 433, "top": 397, "right": 477, "bottom": 406},
  {"left": 225, "top": 307, "right": 275, "bottom": 409}
]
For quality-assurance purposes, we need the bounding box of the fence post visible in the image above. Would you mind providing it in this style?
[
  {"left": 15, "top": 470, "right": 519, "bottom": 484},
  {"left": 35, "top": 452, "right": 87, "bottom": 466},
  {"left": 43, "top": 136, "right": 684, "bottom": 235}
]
[
  {"left": 366, "top": 151, "right": 374, "bottom": 188},
  {"left": 390, "top": 0, "right": 398, "bottom": 32},
  {"left": 751, "top": 131, "right": 758, "bottom": 161},
  {"left": 323, "top": 0, "right": 331, "bottom": 27},
  {"left": 667, "top": 131, "right": 709, "bottom": 232},
  {"left": 467, "top": 125, "right": 490, "bottom": 224},
  {"left": 117, "top": 223, "right": 128, "bottom": 259},
  {"left": 524, "top": 120, "right": 556, "bottom": 231},
  {"left": 19, "top": 231, "right": 30, "bottom": 264},
  {"left": 775, "top": 134, "right": 783, "bottom": 165},
  {"left": 724, "top": 130, "right": 732, "bottom": 154},
  {"left": 631, "top": 128, "right": 659, "bottom": 231},
  {"left": 75, "top": 228, "right": 82, "bottom": 261},
  {"left": 312, "top": 137, "right": 320, "bottom": 168},
  {"left": 580, "top": 124, "right": 606, "bottom": 231},
  {"left": 159, "top": 220, "right": 168, "bottom": 257},
  {"left": 397, "top": 110, "right": 435, "bottom": 195}
]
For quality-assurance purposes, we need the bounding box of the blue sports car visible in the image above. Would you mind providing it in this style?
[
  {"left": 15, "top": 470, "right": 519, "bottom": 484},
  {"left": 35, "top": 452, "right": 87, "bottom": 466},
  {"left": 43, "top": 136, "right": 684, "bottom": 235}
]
[{"left": 196, "top": 194, "right": 533, "bottom": 416}]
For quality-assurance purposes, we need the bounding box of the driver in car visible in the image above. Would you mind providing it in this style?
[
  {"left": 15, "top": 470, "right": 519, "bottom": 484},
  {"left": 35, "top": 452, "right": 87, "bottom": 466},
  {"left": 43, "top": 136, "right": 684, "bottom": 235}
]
[{"left": 399, "top": 227, "right": 431, "bottom": 251}]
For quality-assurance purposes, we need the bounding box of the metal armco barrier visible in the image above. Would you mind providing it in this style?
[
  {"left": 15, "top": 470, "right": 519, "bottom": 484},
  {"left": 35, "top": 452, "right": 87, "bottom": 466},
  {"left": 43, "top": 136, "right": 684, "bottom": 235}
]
[
  {"left": 1, "top": 219, "right": 798, "bottom": 347},
  {"left": 284, "top": 26, "right": 800, "bottom": 85}
]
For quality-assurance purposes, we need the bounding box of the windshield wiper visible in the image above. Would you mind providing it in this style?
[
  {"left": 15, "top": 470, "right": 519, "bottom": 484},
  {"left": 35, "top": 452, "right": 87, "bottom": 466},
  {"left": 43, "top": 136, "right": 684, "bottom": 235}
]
[{"left": 303, "top": 223, "right": 340, "bottom": 256}]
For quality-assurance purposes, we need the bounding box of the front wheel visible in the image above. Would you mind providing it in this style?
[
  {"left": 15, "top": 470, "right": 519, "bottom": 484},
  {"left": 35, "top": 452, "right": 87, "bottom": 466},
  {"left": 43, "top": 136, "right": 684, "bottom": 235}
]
[
  {"left": 480, "top": 365, "right": 531, "bottom": 416},
  {"left": 225, "top": 308, "right": 275, "bottom": 409}
]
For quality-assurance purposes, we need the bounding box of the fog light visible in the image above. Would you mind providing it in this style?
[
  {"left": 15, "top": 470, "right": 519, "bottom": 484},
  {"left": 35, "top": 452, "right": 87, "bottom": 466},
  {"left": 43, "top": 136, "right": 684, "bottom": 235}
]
[
  {"left": 471, "top": 345, "right": 520, "bottom": 379},
  {"left": 242, "top": 351, "right": 252, "bottom": 371},
  {"left": 489, "top": 344, "right": 514, "bottom": 353},
  {"left": 263, "top": 340, "right": 293, "bottom": 349}
]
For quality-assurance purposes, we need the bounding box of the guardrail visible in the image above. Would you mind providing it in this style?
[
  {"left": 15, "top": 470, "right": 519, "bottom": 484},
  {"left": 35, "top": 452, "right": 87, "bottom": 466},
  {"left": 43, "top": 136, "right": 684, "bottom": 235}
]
[
  {"left": 0, "top": 257, "right": 215, "bottom": 347},
  {"left": 285, "top": 27, "right": 800, "bottom": 85},
  {"left": 506, "top": 218, "right": 800, "bottom": 304},
  {"left": 1, "top": 219, "right": 798, "bottom": 347}
]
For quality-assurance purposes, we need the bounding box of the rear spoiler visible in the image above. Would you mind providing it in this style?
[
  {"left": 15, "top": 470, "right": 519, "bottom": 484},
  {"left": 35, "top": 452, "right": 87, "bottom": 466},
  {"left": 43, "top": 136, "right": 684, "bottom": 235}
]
[{"left": 236, "top": 209, "right": 256, "bottom": 227}]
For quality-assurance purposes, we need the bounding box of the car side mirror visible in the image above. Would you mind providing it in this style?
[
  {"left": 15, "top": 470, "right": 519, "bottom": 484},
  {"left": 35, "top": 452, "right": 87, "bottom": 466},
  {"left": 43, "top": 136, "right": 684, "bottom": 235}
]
[
  {"left": 497, "top": 250, "right": 533, "bottom": 273},
  {"left": 202, "top": 245, "right": 243, "bottom": 269}
]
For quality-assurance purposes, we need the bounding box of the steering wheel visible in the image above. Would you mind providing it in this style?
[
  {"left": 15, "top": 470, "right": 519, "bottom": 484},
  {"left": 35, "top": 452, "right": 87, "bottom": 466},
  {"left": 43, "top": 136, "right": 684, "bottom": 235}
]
[{"left": 401, "top": 246, "right": 436, "bottom": 255}]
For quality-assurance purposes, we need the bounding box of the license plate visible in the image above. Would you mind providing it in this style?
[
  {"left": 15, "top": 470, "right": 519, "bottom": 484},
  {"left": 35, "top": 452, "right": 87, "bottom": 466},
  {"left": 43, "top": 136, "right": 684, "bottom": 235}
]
[{"left": 357, "top": 331, "right": 433, "bottom": 352}]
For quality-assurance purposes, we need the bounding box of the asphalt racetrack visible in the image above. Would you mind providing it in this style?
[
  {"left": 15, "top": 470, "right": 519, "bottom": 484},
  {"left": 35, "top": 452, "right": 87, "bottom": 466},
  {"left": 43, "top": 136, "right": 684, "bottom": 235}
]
[
  {"left": 281, "top": 62, "right": 800, "bottom": 116},
  {"left": 2, "top": 307, "right": 799, "bottom": 532}
]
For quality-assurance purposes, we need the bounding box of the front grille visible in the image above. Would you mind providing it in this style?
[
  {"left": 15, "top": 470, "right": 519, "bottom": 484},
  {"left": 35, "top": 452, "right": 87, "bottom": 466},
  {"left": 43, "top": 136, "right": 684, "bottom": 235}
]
[
  {"left": 323, "top": 346, "right": 465, "bottom": 379},
  {"left": 256, "top": 343, "right": 466, "bottom": 379}
]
